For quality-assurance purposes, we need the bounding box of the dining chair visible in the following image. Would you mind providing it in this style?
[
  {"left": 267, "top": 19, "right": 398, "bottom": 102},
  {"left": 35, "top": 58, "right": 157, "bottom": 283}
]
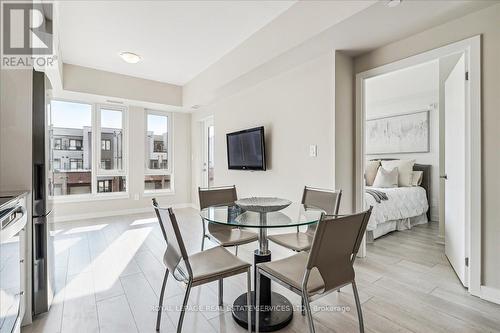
[
  {"left": 255, "top": 208, "right": 373, "bottom": 333},
  {"left": 152, "top": 199, "right": 252, "bottom": 333},
  {"left": 268, "top": 186, "right": 342, "bottom": 252},
  {"left": 198, "top": 185, "right": 258, "bottom": 255}
]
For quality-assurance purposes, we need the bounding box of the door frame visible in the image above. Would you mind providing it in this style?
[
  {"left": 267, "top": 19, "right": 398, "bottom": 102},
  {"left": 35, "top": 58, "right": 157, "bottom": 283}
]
[
  {"left": 354, "top": 36, "right": 481, "bottom": 296},
  {"left": 200, "top": 115, "right": 214, "bottom": 188}
]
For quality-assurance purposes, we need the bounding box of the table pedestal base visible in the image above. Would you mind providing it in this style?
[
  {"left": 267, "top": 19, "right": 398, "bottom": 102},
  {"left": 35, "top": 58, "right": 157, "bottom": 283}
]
[
  {"left": 232, "top": 250, "right": 293, "bottom": 332},
  {"left": 232, "top": 291, "right": 294, "bottom": 332}
]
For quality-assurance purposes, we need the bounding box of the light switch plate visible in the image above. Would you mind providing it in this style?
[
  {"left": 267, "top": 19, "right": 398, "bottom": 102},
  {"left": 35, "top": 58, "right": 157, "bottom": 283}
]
[{"left": 309, "top": 145, "right": 317, "bottom": 157}]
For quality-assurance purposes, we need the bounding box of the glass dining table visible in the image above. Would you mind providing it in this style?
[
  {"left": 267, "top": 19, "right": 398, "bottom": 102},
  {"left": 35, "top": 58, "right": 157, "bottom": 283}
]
[{"left": 200, "top": 202, "right": 324, "bottom": 332}]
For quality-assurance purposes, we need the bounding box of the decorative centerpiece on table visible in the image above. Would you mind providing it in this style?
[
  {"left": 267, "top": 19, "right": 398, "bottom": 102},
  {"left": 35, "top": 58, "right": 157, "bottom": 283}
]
[{"left": 235, "top": 197, "right": 292, "bottom": 213}]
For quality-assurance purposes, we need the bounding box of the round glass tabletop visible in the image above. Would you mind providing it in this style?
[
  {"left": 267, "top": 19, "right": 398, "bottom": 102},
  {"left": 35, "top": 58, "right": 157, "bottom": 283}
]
[{"left": 200, "top": 202, "right": 324, "bottom": 228}]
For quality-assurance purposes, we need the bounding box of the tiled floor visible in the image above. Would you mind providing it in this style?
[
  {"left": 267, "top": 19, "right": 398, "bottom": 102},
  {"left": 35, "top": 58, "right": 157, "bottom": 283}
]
[{"left": 23, "top": 208, "right": 500, "bottom": 333}]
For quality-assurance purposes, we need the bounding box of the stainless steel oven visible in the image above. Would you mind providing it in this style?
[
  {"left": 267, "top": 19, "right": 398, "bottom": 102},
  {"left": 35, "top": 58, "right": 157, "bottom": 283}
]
[{"left": 0, "top": 201, "right": 27, "bottom": 333}]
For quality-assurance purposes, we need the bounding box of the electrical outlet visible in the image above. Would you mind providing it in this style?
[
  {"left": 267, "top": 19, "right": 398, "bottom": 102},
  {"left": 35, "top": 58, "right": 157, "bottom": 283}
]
[{"left": 309, "top": 145, "right": 317, "bottom": 157}]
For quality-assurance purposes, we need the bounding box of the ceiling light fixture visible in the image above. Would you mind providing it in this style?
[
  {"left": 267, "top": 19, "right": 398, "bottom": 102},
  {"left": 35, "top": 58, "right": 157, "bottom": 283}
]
[
  {"left": 385, "top": 0, "right": 402, "bottom": 8},
  {"left": 119, "top": 52, "right": 142, "bottom": 64}
]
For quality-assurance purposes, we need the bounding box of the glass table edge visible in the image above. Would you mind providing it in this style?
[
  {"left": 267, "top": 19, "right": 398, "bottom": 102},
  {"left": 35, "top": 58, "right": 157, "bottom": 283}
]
[{"left": 199, "top": 205, "right": 323, "bottom": 229}]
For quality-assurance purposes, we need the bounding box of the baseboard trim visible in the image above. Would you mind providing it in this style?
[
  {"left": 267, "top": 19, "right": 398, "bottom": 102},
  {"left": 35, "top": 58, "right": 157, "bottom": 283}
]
[
  {"left": 481, "top": 286, "right": 500, "bottom": 305},
  {"left": 52, "top": 203, "right": 196, "bottom": 223}
]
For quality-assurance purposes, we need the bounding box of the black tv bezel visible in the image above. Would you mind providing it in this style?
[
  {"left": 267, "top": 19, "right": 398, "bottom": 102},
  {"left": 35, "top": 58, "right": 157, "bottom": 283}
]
[{"left": 226, "top": 126, "right": 266, "bottom": 171}]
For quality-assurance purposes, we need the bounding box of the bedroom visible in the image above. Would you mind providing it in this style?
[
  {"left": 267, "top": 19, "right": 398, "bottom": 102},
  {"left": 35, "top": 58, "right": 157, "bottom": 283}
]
[{"left": 361, "top": 51, "right": 471, "bottom": 287}]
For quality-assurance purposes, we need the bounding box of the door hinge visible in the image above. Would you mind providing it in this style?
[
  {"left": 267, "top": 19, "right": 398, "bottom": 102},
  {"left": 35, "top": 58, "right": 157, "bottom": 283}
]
[
  {"left": 465, "top": 257, "right": 469, "bottom": 267},
  {"left": 465, "top": 71, "right": 469, "bottom": 81}
]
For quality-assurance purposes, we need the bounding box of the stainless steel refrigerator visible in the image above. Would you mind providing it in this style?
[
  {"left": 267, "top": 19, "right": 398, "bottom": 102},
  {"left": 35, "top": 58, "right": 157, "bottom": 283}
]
[{"left": 32, "top": 70, "right": 54, "bottom": 315}]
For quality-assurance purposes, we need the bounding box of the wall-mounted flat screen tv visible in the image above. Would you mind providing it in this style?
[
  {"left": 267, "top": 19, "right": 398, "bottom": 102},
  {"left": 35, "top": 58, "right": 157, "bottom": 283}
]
[{"left": 227, "top": 126, "right": 266, "bottom": 170}]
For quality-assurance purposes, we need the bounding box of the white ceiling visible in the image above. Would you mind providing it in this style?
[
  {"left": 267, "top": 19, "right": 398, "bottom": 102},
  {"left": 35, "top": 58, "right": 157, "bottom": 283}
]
[
  {"left": 58, "top": 1, "right": 295, "bottom": 85},
  {"left": 366, "top": 61, "right": 439, "bottom": 104},
  {"left": 365, "top": 61, "right": 439, "bottom": 118}
]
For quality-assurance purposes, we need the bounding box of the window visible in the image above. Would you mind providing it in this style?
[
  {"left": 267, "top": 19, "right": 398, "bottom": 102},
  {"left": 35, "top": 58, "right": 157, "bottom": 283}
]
[
  {"left": 48, "top": 100, "right": 128, "bottom": 198},
  {"left": 54, "top": 138, "right": 62, "bottom": 150},
  {"left": 53, "top": 158, "right": 61, "bottom": 170},
  {"left": 97, "top": 176, "right": 126, "bottom": 193},
  {"left": 144, "top": 175, "right": 171, "bottom": 191},
  {"left": 48, "top": 100, "right": 92, "bottom": 196},
  {"left": 145, "top": 111, "right": 172, "bottom": 191},
  {"left": 101, "top": 139, "right": 111, "bottom": 151},
  {"left": 97, "top": 180, "right": 111, "bottom": 193},
  {"left": 100, "top": 160, "right": 111, "bottom": 169},
  {"left": 69, "top": 158, "right": 83, "bottom": 170},
  {"left": 97, "top": 107, "right": 126, "bottom": 193},
  {"left": 69, "top": 139, "right": 82, "bottom": 150}
]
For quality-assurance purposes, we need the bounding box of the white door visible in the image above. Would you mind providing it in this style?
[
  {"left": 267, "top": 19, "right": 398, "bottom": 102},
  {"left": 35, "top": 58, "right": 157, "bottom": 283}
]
[
  {"left": 201, "top": 117, "right": 214, "bottom": 188},
  {"left": 444, "top": 54, "right": 467, "bottom": 286}
]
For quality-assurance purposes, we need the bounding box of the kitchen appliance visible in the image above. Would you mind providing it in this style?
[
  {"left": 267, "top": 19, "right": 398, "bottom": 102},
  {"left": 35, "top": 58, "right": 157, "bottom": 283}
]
[
  {"left": 0, "top": 197, "right": 27, "bottom": 333},
  {"left": 31, "top": 70, "right": 54, "bottom": 315}
]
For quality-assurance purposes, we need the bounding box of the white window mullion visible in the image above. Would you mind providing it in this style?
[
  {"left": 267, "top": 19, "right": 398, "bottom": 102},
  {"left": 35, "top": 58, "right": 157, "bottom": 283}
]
[{"left": 91, "top": 103, "right": 98, "bottom": 196}]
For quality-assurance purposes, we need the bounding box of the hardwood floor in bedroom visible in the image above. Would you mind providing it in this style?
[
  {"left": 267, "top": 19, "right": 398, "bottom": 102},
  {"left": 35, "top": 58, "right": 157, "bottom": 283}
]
[{"left": 25, "top": 208, "right": 500, "bottom": 333}]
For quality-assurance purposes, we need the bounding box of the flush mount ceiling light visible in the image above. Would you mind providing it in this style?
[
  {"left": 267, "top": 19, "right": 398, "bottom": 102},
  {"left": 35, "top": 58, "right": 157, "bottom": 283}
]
[
  {"left": 386, "top": 0, "right": 402, "bottom": 8},
  {"left": 119, "top": 52, "right": 142, "bottom": 64}
]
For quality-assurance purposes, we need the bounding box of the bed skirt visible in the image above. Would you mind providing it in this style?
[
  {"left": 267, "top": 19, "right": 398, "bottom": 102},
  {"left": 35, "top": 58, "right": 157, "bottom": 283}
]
[{"left": 367, "top": 213, "right": 428, "bottom": 242}]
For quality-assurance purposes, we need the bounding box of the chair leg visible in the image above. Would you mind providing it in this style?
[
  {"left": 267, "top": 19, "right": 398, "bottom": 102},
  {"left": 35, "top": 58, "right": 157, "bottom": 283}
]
[
  {"left": 255, "top": 270, "right": 261, "bottom": 333},
  {"left": 201, "top": 218, "right": 207, "bottom": 251},
  {"left": 235, "top": 245, "right": 239, "bottom": 256},
  {"left": 352, "top": 280, "right": 364, "bottom": 333},
  {"left": 246, "top": 268, "right": 252, "bottom": 333},
  {"left": 301, "top": 290, "right": 315, "bottom": 333},
  {"left": 218, "top": 279, "right": 223, "bottom": 307},
  {"left": 156, "top": 269, "right": 169, "bottom": 331},
  {"left": 301, "top": 297, "right": 305, "bottom": 316},
  {"left": 177, "top": 281, "right": 192, "bottom": 333}
]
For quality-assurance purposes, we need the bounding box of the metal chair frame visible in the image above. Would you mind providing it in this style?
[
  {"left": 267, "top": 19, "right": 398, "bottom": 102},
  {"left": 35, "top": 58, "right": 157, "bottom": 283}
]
[
  {"left": 198, "top": 185, "right": 257, "bottom": 255},
  {"left": 256, "top": 209, "right": 372, "bottom": 333},
  {"left": 153, "top": 199, "right": 252, "bottom": 333}
]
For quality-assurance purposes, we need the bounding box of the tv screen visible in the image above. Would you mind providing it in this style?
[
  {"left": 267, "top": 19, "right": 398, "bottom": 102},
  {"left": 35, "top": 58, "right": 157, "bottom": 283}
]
[{"left": 227, "top": 126, "right": 266, "bottom": 170}]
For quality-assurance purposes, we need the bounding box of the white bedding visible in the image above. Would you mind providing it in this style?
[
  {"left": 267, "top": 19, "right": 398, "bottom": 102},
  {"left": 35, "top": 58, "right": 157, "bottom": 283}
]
[{"left": 365, "top": 186, "right": 429, "bottom": 232}]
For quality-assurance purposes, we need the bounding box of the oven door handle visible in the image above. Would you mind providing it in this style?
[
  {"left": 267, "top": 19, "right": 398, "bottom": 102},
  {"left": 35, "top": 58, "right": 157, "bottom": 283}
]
[{"left": 0, "top": 205, "right": 27, "bottom": 242}]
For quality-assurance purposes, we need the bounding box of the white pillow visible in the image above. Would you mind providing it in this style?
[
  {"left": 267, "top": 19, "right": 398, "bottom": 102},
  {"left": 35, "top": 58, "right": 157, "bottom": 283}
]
[
  {"left": 411, "top": 171, "right": 423, "bottom": 186},
  {"left": 381, "top": 159, "right": 416, "bottom": 187},
  {"left": 365, "top": 160, "right": 380, "bottom": 186},
  {"left": 372, "top": 166, "right": 399, "bottom": 188}
]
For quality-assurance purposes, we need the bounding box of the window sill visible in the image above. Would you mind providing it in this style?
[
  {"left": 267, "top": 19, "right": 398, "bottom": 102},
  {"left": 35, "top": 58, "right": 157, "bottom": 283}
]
[
  {"left": 142, "top": 190, "right": 175, "bottom": 197},
  {"left": 49, "top": 192, "right": 130, "bottom": 203}
]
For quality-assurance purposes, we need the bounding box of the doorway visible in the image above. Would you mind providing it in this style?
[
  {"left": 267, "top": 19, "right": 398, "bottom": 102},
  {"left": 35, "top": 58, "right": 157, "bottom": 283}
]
[
  {"left": 201, "top": 116, "right": 214, "bottom": 188},
  {"left": 355, "top": 36, "right": 481, "bottom": 295}
]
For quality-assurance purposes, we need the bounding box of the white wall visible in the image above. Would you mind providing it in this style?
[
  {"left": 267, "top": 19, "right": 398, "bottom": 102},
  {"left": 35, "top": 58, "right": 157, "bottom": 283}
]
[
  {"left": 365, "top": 61, "right": 440, "bottom": 220},
  {"left": 191, "top": 53, "right": 335, "bottom": 206},
  {"left": 63, "top": 64, "right": 182, "bottom": 107},
  {"left": 334, "top": 51, "right": 355, "bottom": 214}
]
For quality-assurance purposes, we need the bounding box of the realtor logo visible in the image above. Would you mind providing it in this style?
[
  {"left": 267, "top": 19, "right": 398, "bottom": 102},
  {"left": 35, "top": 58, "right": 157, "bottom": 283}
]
[{"left": 1, "top": 2, "right": 55, "bottom": 68}]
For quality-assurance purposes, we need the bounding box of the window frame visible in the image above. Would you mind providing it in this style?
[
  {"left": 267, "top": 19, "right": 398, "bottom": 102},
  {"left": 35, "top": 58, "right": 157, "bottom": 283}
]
[
  {"left": 95, "top": 104, "right": 128, "bottom": 196},
  {"left": 48, "top": 98, "right": 129, "bottom": 202},
  {"left": 101, "top": 139, "right": 111, "bottom": 151},
  {"left": 144, "top": 110, "right": 173, "bottom": 194},
  {"left": 54, "top": 138, "right": 62, "bottom": 150}
]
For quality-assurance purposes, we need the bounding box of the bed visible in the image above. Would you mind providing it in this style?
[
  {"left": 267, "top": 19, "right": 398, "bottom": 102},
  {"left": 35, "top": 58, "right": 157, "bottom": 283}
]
[{"left": 365, "top": 161, "right": 431, "bottom": 241}]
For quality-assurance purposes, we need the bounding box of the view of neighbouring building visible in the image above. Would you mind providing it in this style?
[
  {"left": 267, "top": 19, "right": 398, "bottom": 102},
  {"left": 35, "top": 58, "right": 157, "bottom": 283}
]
[
  {"left": 49, "top": 127, "right": 169, "bottom": 196},
  {"left": 144, "top": 131, "right": 171, "bottom": 190}
]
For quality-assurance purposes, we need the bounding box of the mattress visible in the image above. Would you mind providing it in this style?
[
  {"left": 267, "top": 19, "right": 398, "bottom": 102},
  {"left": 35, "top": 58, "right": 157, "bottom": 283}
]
[{"left": 365, "top": 186, "right": 429, "bottom": 232}]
